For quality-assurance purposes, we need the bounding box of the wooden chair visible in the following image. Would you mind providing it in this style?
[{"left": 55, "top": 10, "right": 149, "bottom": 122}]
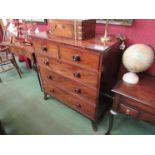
[{"left": 0, "top": 21, "right": 22, "bottom": 82}]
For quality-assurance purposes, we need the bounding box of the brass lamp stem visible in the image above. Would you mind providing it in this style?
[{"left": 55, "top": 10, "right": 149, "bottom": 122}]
[{"left": 101, "top": 19, "right": 111, "bottom": 43}]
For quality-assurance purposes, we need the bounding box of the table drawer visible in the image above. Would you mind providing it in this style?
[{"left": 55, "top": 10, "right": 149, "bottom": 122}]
[
  {"left": 40, "top": 67, "right": 97, "bottom": 104},
  {"left": 44, "top": 83, "right": 96, "bottom": 119},
  {"left": 119, "top": 104, "right": 139, "bottom": 119},
  {"left": 60, "top": 46, "right": 100, "bottom": 70},
  {"left": 33, "top": 38, "right": 59, "bottom": 58},
  {"left": 10, "top": 46, "right": 24, "bottom": 56},
  {"left": 37, "top": 54, "right": 98, "bottom": 88},
  {"left": 139, "top": 112, "right": 155, "bottom": 124}
]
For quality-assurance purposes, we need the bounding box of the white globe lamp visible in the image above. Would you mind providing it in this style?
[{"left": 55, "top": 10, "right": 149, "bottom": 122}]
[{"left": 122, "top": 44, "right": 154, "bottom": 84}]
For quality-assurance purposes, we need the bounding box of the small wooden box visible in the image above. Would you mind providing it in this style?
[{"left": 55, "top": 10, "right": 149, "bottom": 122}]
[{"left": 48, "top": 19, "right": 96, "bottom": 40}]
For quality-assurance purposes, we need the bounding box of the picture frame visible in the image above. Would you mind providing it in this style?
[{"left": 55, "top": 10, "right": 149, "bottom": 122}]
[
  {"left": 25, "top": 19, "right": 47, "bottom": 24},
  {"left": 96, "top": 19, "right": 133, "bottom": 26}
]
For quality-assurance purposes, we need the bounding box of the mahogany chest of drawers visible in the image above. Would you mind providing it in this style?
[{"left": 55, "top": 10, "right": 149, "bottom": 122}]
[
  {"left": 106, "top": 74, "right": 155, "bottom": 134},
  {"left": 31, "top": 32, "right": 122, "bottom": 130}
]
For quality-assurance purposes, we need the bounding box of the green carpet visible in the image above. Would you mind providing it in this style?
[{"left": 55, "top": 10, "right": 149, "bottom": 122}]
[{"left": 0, "top": 61, "right": 155, "bottom": 135}]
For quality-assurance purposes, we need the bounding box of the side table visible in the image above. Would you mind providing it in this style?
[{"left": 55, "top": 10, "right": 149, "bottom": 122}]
[{"left": 106, "top": 74, "right": 155, "bottom": 134}]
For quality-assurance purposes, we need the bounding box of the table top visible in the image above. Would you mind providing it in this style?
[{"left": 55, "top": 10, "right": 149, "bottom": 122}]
[
  {"left": 31, "top": 32, "right": 120, "bottom": 53},
  {"left": 112, "top": 74, "right": 155, "bottom": 109}
]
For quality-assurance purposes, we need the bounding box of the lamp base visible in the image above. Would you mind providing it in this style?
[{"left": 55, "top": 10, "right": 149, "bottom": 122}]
[
  {"left": 100, "top": 36, "right": 111, "bottom": 43},
  {"left": 122, "top": 72, "right": 139, "bottom": 84}
]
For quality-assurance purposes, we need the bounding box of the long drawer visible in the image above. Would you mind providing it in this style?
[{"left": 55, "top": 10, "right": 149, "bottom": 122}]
[
  {"left": 39, "top": 67, "right": 97, "bottom": 104},
  {"left": 59, "top": 45, "right": 100, "bottom": 70},
  {"left": 37, "top": 54, "right": 98, "bottom": 88},
  {"left": 44, "top": 82, "right": 96, "bottom": 119}
]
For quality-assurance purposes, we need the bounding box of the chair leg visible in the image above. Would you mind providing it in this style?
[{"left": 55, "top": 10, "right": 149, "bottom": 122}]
[{"left": 11, "top": 57, "right": 22, "bottom": 78}]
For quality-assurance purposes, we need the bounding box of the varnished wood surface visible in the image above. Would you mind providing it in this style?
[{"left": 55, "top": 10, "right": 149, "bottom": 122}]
[
  {"left": 0, "top": 42, "right": 34, "bottom": 60},
  {"left": 112, "top": 74, "right": 155, "bottom": 109},
  {"left": 37, "top": 54, "right": 99, "bottom": 88},
  {"left": 39, "top": 66, "right": 97, "bottom": 104},
  {"left": 32, "top": 32, "right": 122, "bottom": 124},
  {"left": 31, "top": 32, "right": 120, "bottom": 53},
  {"left": 44, "top": 83, "right": 96, "bottom": 120},
  {"left": 48, "top": 19, "right": 96, "bottom": 40}
]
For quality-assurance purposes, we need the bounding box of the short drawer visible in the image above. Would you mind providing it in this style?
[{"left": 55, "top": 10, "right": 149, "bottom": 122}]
[
  {"left": 119, "top": 104, "right": 139, "bottom": 119},
  {"left": 139, "top": 112, "right": 155, "bottom": 124},
  {"left": 37, "top": 54, "right": 98, "bottom": 88},
  {"left": 40, "top": 67, "right": 97, "bottom": 104},
  {"left": 60, "top": 46, "right": 100, "bottom": 70},
  {"left": 44, "top": 84, "right": 96, "bottom": 119},
  {"left": 33, "top": 38, "right": 59, "bottom": 58}
]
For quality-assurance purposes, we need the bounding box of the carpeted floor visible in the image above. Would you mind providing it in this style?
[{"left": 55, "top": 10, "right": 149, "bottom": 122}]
[{"left": 0, "top": 61, "right": 155, "bottom": 135}]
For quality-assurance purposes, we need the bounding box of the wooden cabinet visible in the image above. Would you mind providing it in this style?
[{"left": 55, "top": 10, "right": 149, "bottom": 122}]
[
  {"left": 31, "top": 32, "right": 122, "bottom": 130},
  {"left": 106, "top": 74, "right": 155, "bottom": 134},
  {"left": 48, "top": 19, "right": 96, "bottom": 40}
]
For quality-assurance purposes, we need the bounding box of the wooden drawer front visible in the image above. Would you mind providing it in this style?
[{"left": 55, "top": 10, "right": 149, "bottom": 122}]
[
  {"left": 60, "top": 46, "right": 100, "bottom": 70},
  {"left": 40, "top": 67, "right": 97, "bottom": 104},
  {"left": 37, "top": 55, "right": 98, "bottom": 88},
  {"left": 139, "top": 113, "right": 155, "bottom": 124},
  {"left": 33, "top": 39, "right": 59, "bottom": 58},
  {"left": 32, "top": 38, "right": 44, "bottom": 52},
  {"left": 44, "top": 84, "right": 96, "bottom": 119},
  {"left": 119, "top": 104, "right": 139, "bottom": 119}
]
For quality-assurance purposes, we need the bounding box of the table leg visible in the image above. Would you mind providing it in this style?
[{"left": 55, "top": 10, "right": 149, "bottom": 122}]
[
  {"left": 92, "top": 121, "right": 98, "bottom": 131},
  {"left": 105, "top": 110, "right": 117, "bottom": 135}
]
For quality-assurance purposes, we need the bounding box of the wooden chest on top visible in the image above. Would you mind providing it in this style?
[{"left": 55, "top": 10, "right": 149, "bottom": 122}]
[
  {"left": 48, "top": 19, "right": 96, "bottom": 40},
  {"left": 31, "top": 32, "right": 123, "bottom": 130}
]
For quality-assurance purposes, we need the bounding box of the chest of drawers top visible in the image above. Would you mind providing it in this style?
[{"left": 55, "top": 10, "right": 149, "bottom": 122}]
[{"left": 31, "top": 32, "right": 120, "bottom": 53}]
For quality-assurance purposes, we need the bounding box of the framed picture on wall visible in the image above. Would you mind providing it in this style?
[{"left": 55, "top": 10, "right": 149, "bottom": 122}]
[{"left": 25, "top": 19, "right": 47, "bottom": 24}]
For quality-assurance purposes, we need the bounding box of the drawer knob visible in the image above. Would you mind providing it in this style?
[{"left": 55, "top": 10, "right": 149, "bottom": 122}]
[
  {"left": 47, "top": 75, "right": 52, "bottom": 80},
  {"left": 41, "top": 45, "right": 48, "bottom": 52},
  {"left": 72, "top": 55, "right": 80, "bottom": 61},
  {"left": 50, "top": 89, "right": 55, "bottom": 93},
  {"left": 44, "top": 60, "right": 49, "bottom": 66},
  {"left": 73, "top": 72, "right": 81, "bottom": 78},
  {"left": 75, "top": 102, "right": 81, "bottom": 108},
  {"left": 74, "top": 88, "right": 81, "bottom": 94}
]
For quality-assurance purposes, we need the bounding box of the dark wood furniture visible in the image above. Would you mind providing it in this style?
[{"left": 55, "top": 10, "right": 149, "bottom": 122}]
[
  {"left": 31, "top": 31, "right": 123, "bottom": 130},
  {"left": 106, "top": 74, "right": 155, "bottom": 134},
  {"left": 0, "top": 41, "right": 43, "bottom": 90},
  {"left": 0, "top": 121, "right": 6, "bottom": 135}
]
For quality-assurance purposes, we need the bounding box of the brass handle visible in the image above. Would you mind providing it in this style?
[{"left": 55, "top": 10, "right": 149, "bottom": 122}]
[
  {"left": 72, "top": 55, "right": 80, "bottom": 61},
  {"left": 47, "top": 75, "right": 52, "bottom": 80},
  {"left": 44, "top": 60, "right": 49, "bottom": 66},
  {"left": 41, "top": 45, "right": 48, "bottom": 51},
  {"left": 74, "top": 88, "right": 81, "bottom": 94},
  {"left": 73, "top": 72, "right": 80, "bottom": 78},
  {"left": 75, "top": 102, "right": 81, "bottom": 108}
]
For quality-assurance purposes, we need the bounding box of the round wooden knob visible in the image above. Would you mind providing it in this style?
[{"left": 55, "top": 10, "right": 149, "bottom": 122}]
[
  {"left": 41, "top": 45, "right": 48, "bottom": 51},
  {"left": 44, "top": 60, "right": 49, "bottom": 66},
  {"left": 72, "top": 55, "right": 80, "bottom": 61},
  {"left": 50, "top": 89, "right": 54, "bottom": 93},
  {"left": 73, "top": 72, "right": 80, "bottom": 78},
  {"left": 75, "top": 102, "right": 81, "bottom": 108},
  {"left": 74, "top": 88, "right": 81, "bottom": 94},
  {"left": 47, "top": 75, "right": 52, "bottom": 80}
]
